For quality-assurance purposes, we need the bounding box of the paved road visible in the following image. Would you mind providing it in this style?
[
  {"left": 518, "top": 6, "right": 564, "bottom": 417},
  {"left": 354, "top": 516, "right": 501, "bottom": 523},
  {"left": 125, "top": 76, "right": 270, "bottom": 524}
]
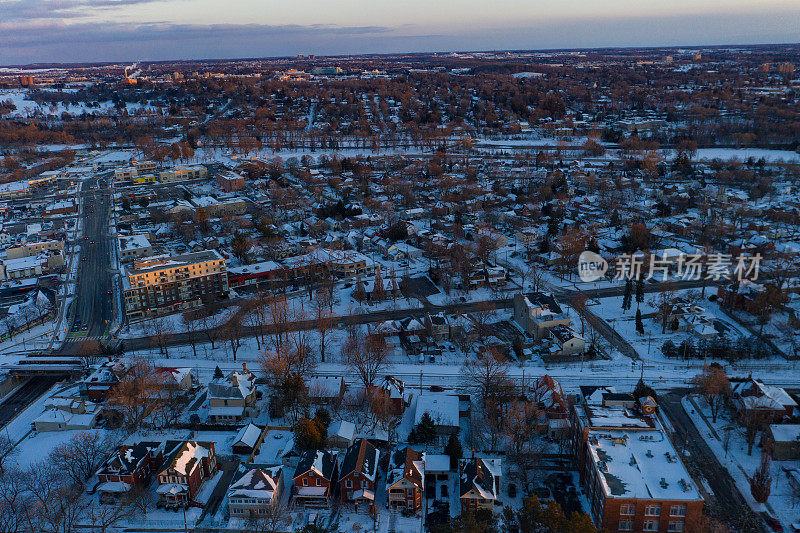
[
  {"left": 69, "top": 176, "right": 114, "bottom": 342},
  {"left": 0, "top": 375, "right": 59, "bottom": 428},
  {"left": 660, "top": 391, "right": 764, "bottom": 533}
]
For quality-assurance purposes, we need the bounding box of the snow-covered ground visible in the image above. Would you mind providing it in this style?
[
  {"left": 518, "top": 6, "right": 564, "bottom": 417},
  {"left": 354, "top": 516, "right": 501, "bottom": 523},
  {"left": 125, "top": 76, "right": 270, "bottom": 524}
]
[{"left": 682, "top": 394, "right": 800, "bottom": 530}]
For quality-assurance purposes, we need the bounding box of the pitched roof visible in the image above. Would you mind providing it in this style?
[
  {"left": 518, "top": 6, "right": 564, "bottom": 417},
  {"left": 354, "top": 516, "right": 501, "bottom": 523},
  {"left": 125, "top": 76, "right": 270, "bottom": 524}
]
[
  {"left": 228, "top": 464, "right": 282, "bottom": 500},
  {"left": 340, "top": 438, "right": 378, "bottom": 481},
  {"left": 294, "top": 449, "right": 337, "bottom": 481},
  {"left": 460, "top": 457, "right": 500, "bottom": 500},
  {"left": 386, "top": 447, "right": 424, "bottom": 489}
]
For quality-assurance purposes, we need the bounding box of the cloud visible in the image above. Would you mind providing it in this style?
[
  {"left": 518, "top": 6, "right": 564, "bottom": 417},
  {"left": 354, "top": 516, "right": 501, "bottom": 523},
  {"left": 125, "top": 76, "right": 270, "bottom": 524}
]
[
  {"left": 2, "top": 0, "right": 166, "bottom": 22},
  {"left": 0, "top": 8, "right": 797, "bottom": 65},
  {"left": 0, "top": 21, "right": 394, "bottom": 63}
]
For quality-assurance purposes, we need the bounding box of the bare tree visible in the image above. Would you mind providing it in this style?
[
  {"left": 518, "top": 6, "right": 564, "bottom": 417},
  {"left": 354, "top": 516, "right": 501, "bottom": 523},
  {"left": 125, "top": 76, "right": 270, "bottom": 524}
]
[
  {"left": 750, "top": 452, "right": 772, "bottom": 503},
  {"left": 84, "top": 498, "right": 134, "bottom": 533},
  {"left": 23, "top": 463, "right": 87, "bottom": 533},
  {"left": 181, "top": 309, "right": 202, "bottom": 358},
  {"left": 0, "top": 435, "right": 17, "bottom": 476},
  {"left": 344, "top": 326, "right": 389, "bottom": 392},
  {"left": 50, "top": 431, "right": 113, "bottom": 488},
  {"left": 77, "top": 339, "right": 104, "bottom": 373},
  {"left": 247, "top": 501, "right": 290, "bottom": 533},
  {"left": 268, "top": 294, "right": 291, "bottom": 351},
  {"left": 221, "top": 315, "right": 244, "bottom": 362},
  {"left": 463, "top": 347, "right": 513, "bottom": 407},
  {"left": 313, "top": 290, "right": 335, "bottom": 363},
  {"left": 503, "top": 400, "right": 542, "bottom": 458},
  {"left": 740, "top": 404, "right": 768, "bottom": 456},
  {"left": 649, "top": 281, "right": 678, "bottom": 334},
  {"left": 145, "top": 315, "right": 173, "bottom": 356},
  {"left": 108, "top": 358, "right": 157, "bottom": 430},
  {"left": 693, "top": 365, "right": 730, "bottom": 423},
  {"left": 471, "top": 306, "right": 496, "bottom": 343},
  {"left": 0, "top": 469, "right": 26, "bottom": 533}
]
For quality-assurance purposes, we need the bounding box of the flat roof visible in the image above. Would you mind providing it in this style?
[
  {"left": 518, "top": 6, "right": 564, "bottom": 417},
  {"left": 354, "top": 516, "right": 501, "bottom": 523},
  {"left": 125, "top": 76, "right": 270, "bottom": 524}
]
[{"left": 587, "top": 428, "right": 701, "bottom": 501}]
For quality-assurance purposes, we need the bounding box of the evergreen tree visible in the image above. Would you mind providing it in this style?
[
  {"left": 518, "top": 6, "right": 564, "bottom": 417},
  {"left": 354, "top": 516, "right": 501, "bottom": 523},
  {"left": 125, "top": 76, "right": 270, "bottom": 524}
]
[
  {"left": 352, "top": 274, "right": 366, "bottom": 302},
  {"left": 635, "top": 275, "right": 645, "bottom": 305},
  {"left": 413, "top": 412, "right": 437, "bottom": 444},
  {"left": 621, "top": 278, "right": 633, "bottom": 312},
  {"left": 373, "top": 266, "right": 385, "bottom": 301},
  {"left": 444, "top": 434, "right": 463, "bottom": 470},
  {"left": 213, "top": 365, "right": 223, "bottom": 379}
]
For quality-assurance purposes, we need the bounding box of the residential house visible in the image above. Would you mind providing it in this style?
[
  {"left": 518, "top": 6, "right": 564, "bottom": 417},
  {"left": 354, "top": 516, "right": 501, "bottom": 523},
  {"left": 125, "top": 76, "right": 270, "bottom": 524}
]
[
  {"left": 339, "top": 438, "right": 379, "bottom": 512},
  {"left": 513, "top": 292, "right": 571, "bottom": 339},
  {"left": 96, "top": 442, "right": 164, "bottom": 503},
  {"left": 327, "top": 420, "right": 356, "bottom": 449},
  {"left": 207, "top": 365, "right": 258, "bottom": 423},
  {"left": 765, "top": 424, "right": 800, "bottom": 461},
  {"left": 156, "top": 440, "right": 217, "bottom": 509},
  {"left": 293, "top": 449, "right": 339, "bottom": 508},
  {"left": 459, "top": 457, "right": 501, "bottom": 512},
  {"left": 731, "top": 378, "right": 798, "bottom": 424},
  {"left": 414, "top": 391, "right": 460, "bottom": 440},
  {"left": 227, "top": 464, "right": 283, "bottom": 519},
  {"left": 386, "top": 447, "right": 424, "bottom": 513},
  {"left": 232, "top": 423, "right": 264, "bottom": 456}
]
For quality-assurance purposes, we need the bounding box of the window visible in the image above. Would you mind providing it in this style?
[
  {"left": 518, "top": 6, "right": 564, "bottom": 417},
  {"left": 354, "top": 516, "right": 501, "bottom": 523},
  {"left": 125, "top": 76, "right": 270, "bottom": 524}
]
[
  {"left": 620, "top": 504, "right": 636, "bottom": 516},
  {"left": 345, "top": 480, "right": 352, "bottom": 488},
  {"left": 619, "top": 519, "right": 633, "bottom": 531},
  {"left": 670, "top": 505, "right": 686, "bottom": 517},
  {"left": 316, "top": 479, "right": 321, "bottom": 486},
  {"left": 643, "top": 520, "right": 659, "bottom": 531},
  {"left": 303, "top": 478, "right": 308, "bottom": 486},
  {"left": 668, "top": 521, "right": 684, "bottom": 532},
  {"left": 645, "top": 504, "right": 661, "bottom": 516}
]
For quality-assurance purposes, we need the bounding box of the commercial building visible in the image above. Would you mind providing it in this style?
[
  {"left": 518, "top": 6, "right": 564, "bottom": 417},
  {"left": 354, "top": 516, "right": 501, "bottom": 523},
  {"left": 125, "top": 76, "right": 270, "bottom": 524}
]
[
  {"left": 118, "top": 234, "right": 154, "bottom": 262},
  {"left": 123, "top": 250, "right": 228, "bottom": 319},
  {"left": 159, "top": 166, "right": 207, "bottom": 183}
]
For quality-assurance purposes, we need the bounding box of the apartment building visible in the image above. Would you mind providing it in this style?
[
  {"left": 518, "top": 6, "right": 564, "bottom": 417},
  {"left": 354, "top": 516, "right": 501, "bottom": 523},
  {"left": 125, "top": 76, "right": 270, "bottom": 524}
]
[
  {"left": 573, "top": 390, "right": 703, "bottom": 532},
  {"left": 115, "top": 159, "right": 158, "bottom": 181},
  {"left": 216, "top": 170, "right": 246, "bottom": 191},
  {"left": 123, "top": 250, "right": 228, "bottom": 319}
]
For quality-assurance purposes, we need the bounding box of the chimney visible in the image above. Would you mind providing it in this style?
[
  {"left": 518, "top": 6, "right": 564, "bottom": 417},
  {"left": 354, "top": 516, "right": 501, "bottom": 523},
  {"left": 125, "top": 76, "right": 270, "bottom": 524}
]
[{"left": 471, "top": 449, "right": 475, "bottom": 459}]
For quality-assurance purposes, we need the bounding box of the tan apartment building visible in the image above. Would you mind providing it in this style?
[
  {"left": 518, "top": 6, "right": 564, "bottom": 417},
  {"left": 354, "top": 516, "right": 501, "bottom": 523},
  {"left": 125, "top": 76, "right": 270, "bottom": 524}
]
[{"left": 123, "top": 250, "right": 228, "bottom": 319}]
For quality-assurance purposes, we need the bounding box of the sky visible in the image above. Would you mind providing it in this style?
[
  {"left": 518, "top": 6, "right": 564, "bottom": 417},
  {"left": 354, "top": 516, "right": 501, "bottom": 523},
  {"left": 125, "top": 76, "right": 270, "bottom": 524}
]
[{"left": 1, "top": 0, "right": 799, "bottom": 65}]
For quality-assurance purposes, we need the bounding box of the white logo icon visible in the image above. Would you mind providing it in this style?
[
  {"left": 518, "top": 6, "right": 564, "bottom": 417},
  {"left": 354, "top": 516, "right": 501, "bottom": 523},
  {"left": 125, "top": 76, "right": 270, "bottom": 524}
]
[{"left": 578, "top": 251, "right": 608, "bottom": 282}]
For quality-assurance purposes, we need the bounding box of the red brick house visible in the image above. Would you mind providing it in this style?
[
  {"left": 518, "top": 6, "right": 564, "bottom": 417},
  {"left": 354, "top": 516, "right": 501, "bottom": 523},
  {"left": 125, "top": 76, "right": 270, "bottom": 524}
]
[
  {"left": 97, "top": 442, "right": 164, "bottom": 503},
  {"left": 386, "top": 447, "right": 424, "bottom": 513},
  {"left": 339, "top": 438, "right": 379, "bottom": 513},
  {"left": 156, "top": 440, "right": 217, "bottom": 509},
  {"left": 292, "top": 449, "right": 339, "bottom": 508}
]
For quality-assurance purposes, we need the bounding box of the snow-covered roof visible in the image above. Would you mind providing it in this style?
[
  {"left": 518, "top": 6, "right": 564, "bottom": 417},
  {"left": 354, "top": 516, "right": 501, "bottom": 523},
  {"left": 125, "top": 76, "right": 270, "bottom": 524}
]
[
  {"left": 586, "top": 429, "right": 701, "bottom": 501},
  {"left": 414, "top": 392, "right": 459, "bottom": 429}
]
